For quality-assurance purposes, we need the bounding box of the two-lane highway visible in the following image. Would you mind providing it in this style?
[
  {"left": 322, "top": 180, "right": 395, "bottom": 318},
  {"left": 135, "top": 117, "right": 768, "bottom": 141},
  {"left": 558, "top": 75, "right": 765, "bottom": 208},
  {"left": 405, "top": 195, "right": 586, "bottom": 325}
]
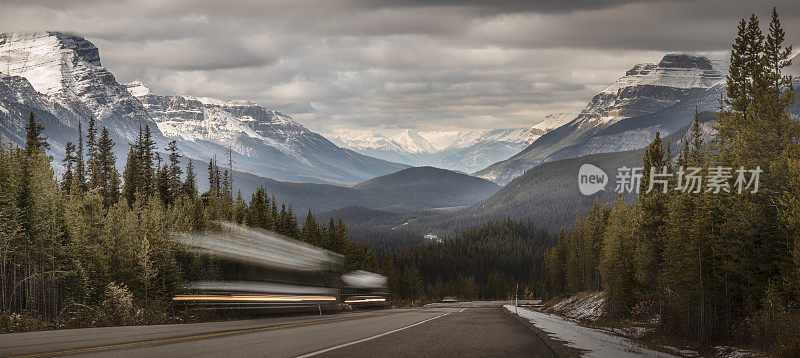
[{"left": 1, "top": 302, "right": 556, "bottom": 358}]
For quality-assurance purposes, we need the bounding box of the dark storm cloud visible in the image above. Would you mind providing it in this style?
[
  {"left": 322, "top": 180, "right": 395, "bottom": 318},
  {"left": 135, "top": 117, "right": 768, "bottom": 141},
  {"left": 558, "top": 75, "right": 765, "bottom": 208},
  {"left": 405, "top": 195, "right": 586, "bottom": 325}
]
[{"left": 0, "top": 0, "right": 798, "bottom": 135}]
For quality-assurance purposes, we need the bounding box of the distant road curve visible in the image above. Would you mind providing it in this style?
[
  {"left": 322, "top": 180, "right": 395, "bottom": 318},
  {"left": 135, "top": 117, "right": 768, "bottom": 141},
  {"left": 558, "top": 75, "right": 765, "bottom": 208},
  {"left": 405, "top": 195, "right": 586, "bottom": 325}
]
[{"left": 1, "top": 302, "right": 556, "bottom": 358}]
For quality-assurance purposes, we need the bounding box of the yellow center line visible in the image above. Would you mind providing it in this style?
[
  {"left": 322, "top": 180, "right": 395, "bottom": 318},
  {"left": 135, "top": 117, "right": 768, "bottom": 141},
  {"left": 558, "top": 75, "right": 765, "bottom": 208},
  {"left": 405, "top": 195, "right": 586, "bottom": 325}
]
[{"left": 10, "top": 312, "right": 390, "bottom": 358}]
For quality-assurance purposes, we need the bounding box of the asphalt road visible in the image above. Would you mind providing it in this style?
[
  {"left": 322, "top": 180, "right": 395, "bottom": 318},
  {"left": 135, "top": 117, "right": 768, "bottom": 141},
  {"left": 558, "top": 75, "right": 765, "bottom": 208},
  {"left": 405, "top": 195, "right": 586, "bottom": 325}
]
[{"left": 0, "top": 302, "right": 556, "bottom": 358}]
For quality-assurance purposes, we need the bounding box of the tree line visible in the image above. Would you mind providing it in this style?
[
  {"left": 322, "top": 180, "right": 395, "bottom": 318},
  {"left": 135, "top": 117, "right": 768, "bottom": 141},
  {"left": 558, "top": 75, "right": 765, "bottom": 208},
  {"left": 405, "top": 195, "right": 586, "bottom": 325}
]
[
  {"left": 543, "top": 9, "right": 800, "bottom": 355},
  {"left": 380, "top": 220, "right": 554, "bottom": 302},
  {"left": 0, "top": 115, "right": 377, "bottom": 331}
]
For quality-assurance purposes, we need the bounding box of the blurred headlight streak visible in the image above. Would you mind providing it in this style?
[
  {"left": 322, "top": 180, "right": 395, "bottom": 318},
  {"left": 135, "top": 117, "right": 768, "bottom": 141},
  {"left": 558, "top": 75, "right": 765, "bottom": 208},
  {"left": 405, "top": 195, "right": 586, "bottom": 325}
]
[
  {"left": 172, "top": 294, "right": 337, "bottom": 302},
  {"left": 344, "top": 298, "right": 387, "bottom": 303}
]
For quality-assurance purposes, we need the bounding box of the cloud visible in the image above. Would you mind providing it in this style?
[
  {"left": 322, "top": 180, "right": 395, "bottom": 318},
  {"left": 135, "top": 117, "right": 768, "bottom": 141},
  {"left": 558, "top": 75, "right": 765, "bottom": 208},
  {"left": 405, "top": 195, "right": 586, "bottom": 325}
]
[{"left": 0, "top": 0, "right": 798, "bottom": 135}]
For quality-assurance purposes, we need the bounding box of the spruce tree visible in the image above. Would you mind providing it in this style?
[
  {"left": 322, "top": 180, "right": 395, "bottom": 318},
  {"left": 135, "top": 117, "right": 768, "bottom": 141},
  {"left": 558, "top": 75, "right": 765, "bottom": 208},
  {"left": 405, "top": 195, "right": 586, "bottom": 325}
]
[
  {"left": 96, "top": 127, "right": 120, "bottom": 208},
  {"left": 166, "top": 141, "right": 183, "bottom": 201},
  {"left": 689, "top": 109, "right": 705, "bottom": 164},
  {"left": 24, "top": 112, "right": 49, "bottom": 157},
  {"left": 301, "top": 210, "right": 320, "bottom": 246},
  {"left": 764, "top": 7, "right": 792, "bottom": 92},
  {"left": 86, "top": 116, "right": 99, "bottom": 189},
  {"left": 232, "top": 191, "right": 247, "bottom": 224},
  {"left": 122, "top": 146, "right": 141, "bottom": 206},
  {"left": 75, "top": 120, "right": 86, "bottom": 191},
  {"left": 183, "top": 161, "right": 197, "bottom": 198},
  {"left": 600, "top": 196, "right": 637, "bottom": 317},
  {"left": 156, "top": 164, "right": 171, "bottom": 206},
  {"left": 636, "top": 132, "right": 669, "bottom": 313},
  {"left": 137, "top": 125, "right": 157, "bottom": 196},
  {"left": 61, "top": 141, "right": 76, "bottom": 193}
]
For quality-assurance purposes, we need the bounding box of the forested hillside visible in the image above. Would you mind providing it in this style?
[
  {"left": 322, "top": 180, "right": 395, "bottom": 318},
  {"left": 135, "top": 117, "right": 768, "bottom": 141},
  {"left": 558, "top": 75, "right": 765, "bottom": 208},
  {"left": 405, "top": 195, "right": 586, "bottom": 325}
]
[
  {"left": 201, "top": 165, "right": 499, "bottom": 217},
  {"left": 381, "top": 220, "right": 554, "bottom": 301},
  {"left": 543, "top": 10, "right": 800, "bottom": 355},
  {"left": 0, "top": 115, "right": 376, "bottom": 332}
]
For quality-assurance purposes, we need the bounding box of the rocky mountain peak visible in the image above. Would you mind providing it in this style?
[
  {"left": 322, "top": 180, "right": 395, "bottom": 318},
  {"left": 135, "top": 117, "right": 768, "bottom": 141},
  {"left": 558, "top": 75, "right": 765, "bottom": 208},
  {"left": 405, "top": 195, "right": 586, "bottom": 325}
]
[
  {"left": 0, "top": 32, "right": 156, "bottom": 143},
  {"left": 576, "top": 53, "right": 723, "bottom": 128},
  {"left": 0, "top": 32, "right": 102, "bottom": 96},
  {"left": 658, "top": 53, "right": 714, "bottom": 70}
]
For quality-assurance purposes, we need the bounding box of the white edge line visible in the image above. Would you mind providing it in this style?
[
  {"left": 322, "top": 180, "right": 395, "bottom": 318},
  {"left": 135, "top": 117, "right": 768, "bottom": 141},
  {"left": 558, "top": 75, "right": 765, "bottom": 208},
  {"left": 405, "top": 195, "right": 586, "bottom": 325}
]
[
  {"left": 294, "top": 312, "right": 452, "bottom": 358},
  {"left": 458, "top": 308, "right": 467, "bottom": 313}
]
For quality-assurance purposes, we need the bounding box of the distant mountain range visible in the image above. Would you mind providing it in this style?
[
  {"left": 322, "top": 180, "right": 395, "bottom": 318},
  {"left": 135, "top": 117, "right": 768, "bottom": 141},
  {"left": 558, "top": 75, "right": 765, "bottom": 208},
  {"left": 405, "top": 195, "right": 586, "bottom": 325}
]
[
  {"left": 0, "top": 32, "right": 406, "bottom": 184},
  {"left": 475, "top": 53, "right": 729, "bottom": 184},
  {"left": 4, "top": 31, "right": 799, "bottom": 250},
  {"left": 330, "top": 115, "right": 720, "bottom": 248},
  {"left": 205, "top": 166, "right": 500, "bottom": 215},
  {"left": 328, "top": 113, "right": 573, "bottom": 173},
  {"left": 123, "top": 81, "right": 407, "bottom": 184},
  {"left": 326, "top": 56, "right": 800, "bottom": 247}
]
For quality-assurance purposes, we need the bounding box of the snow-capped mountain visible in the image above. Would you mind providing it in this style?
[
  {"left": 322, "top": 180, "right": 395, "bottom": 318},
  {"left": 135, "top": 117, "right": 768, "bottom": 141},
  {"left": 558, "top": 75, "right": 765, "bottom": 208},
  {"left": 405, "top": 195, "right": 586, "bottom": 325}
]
[
  {"left": 475, "top": 53, "right": 727, "bottom": 185},
  {"left": 127, "top": 81, "right": 406, "bottom": 183},
  {"left": 0, "top": 32, "right": 165, "bottom": 166},
  {"left": 0, "top": 32, "right": 157, "bottom": 145},
  {"left": 0, "top": 32, "right": 406, "bottom": 184},
  {"left": 529, "top": 113, "right": 575, "bottom": 133},
  {"left": 329, "top": 113, "right": 574, "bottom": 173},
  {"left": 391, "top": 129, "right": 437, "bottom": 154}
]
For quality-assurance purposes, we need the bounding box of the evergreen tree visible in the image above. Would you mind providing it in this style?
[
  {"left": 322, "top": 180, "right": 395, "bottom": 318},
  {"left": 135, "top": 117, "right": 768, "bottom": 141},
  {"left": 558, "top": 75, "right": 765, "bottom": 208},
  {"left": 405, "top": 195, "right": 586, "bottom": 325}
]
[
  {"left": 156, "top": 164, "right": 171, "bottom": 206},
  {"left": 24, "top": 112, "right": 49, "bottom": 156},
  {"left": 764, "top": 7, "right": 792, "bottom": 93},
  {"left": 86, "top": 116, "right": 99, "bottom": 189},
  {"left": 75, "top": 120, "right": 86, "bottom": 191},
  {"left": 96, "top": 127, "right": 120, "bottom": 208},
  {"left": 61, "top": 141, "right": 76, "bottom": 193},
  {"left": 137, "top": 125, "right": 157, "bottom": 196},
  {"left": 232, "top": 191, "right": 247, "bottom": 224},
  {"left": 600, "top": 196, "right": 637, "bottom": 317},
  {"left": 690, "top": 108, "right": 705, "bottom": 164},
  {"left": 301, "top": 210, "right": 320, "bottom": 246},
  {"left": 636, "top": 132, "right": 668, "bottom": 304},
  {"left": 122, "top": 146, "right": 141, "bottom": 206},
  {"left": 166, "top": 141, "right": 183, "bottom": 202},
  {"left": 183, "top": 161, "right": 197, "bottom": 198}
]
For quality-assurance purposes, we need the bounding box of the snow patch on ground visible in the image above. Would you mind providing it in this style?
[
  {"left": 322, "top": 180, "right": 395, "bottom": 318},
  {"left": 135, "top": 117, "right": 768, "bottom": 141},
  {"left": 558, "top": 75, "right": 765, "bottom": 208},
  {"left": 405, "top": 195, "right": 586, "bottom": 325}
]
[
  {"left": 548, "top": 291, "right": 605, "bottom": 322},
  {"left": 713, "top": 346, "right": 760, "bottom": 358},
  {"left": 506, "top": 305, "right": 677, "bottom": 358}
]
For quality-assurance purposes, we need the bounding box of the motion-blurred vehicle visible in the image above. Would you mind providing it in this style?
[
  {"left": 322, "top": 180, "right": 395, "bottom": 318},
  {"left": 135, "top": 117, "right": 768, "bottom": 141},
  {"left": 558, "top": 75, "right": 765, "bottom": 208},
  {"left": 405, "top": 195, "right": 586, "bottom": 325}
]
[
  {"left": 341, "top": 270, "right": 388, "bottom": 307},
  {"left": 442, "top": 296, "right": 457, "bottom": 303},
  {"left": 170, "top": 222, "right": 388, "bottom": 312}
]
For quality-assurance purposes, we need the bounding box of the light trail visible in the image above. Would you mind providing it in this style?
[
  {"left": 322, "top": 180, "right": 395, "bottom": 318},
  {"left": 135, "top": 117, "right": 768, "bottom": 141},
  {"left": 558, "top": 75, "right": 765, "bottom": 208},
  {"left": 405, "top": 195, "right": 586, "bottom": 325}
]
[{"left": 172, "top": 294, "right": 337, "bottom": 302}]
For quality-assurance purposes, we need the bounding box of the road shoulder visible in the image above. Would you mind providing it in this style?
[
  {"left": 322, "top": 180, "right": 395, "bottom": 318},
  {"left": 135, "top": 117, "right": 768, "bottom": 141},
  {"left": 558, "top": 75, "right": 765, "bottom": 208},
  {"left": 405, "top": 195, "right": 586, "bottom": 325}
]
[{"left": 502, "top": 306, "right": 585, "bottom": 358}]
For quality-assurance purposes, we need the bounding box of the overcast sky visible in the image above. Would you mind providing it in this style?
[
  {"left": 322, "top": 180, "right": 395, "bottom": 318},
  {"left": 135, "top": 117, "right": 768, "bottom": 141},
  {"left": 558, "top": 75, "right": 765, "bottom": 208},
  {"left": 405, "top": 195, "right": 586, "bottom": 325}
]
[{"left": 2, "top": 0, "right": 799, "bottom": 135}]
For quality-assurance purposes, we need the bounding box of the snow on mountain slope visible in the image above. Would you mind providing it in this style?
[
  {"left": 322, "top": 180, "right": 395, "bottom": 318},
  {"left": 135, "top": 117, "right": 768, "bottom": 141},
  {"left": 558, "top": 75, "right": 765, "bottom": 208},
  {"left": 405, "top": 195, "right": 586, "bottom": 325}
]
[
  {"left": 0, "top": 32, "right": 157, "bottom": 143},
  {"left": 574, "top": 53, "right": 723, "bottom": 129},
  {"left": 329, "top": 113, "right": 575, "bottom": 173},
  {"left": 127, "top": 82, "right": 407, "bottom": 183},
  {"left": 418, "top": 131, "right": 462, "bottom": 150},
  {"left": 389, "top": 129, "right": 436, "bottom": 154},
  {"left": 0, "top": 31, "right": 405, "bottom": 184},
  {"left": 531, "top": 112, "right": 575, "bottom": 132},
  {"left": 0, "top": 72, "right": 78, "bottom": 159},
  {"left": 475, "top": 53, "right": 726, "bottom": 185}
]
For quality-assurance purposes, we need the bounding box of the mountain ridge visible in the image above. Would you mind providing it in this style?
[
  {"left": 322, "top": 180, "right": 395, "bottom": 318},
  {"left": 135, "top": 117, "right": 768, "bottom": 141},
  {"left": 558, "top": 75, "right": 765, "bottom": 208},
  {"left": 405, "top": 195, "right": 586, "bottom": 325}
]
[
  {"left": 329, "top": 112, "right": 574, "bottom": 172},
  {"left": 474, "top": 52, "right": 727, "bottom": 184},
  {"left": 0, "top": 31, "right": 407, "bottom": 184}
]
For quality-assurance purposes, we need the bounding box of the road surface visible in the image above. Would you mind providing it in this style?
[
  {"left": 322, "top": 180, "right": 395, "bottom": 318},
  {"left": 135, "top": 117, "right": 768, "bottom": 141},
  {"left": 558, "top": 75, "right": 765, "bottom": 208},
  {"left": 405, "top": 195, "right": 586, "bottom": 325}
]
[{"left": 0, "top": 302, "right": 556, "bottom": 358}]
